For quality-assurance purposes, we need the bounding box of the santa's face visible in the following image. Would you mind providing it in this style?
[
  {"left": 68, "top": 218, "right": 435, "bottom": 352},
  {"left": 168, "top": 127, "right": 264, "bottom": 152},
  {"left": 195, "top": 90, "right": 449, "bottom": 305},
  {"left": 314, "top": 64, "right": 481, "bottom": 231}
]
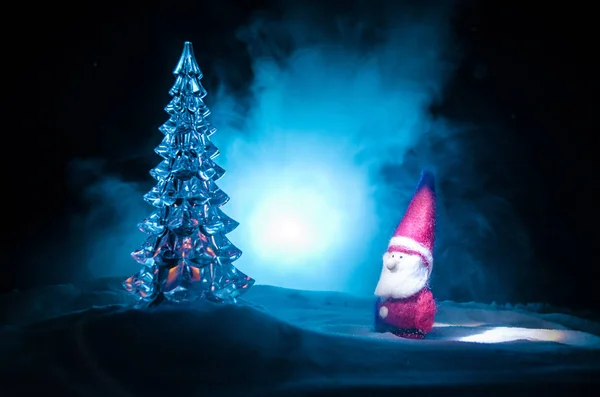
[{"left": 374, "top": 251, "right": 430, "bottom": 299}]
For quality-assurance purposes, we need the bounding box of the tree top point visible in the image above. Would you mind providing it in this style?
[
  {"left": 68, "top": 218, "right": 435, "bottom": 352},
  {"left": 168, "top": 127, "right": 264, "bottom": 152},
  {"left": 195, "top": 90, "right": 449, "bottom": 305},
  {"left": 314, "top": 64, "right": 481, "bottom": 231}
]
[{"left": 173, "top": 41, "right": 202, "bottom": 76}]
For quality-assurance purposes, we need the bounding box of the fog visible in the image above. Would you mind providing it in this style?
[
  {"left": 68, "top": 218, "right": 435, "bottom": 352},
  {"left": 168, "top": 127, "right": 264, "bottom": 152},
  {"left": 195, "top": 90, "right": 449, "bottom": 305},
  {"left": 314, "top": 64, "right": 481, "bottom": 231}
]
[{"left": 61, "top": 0, "right": 532, "bottom": 303}]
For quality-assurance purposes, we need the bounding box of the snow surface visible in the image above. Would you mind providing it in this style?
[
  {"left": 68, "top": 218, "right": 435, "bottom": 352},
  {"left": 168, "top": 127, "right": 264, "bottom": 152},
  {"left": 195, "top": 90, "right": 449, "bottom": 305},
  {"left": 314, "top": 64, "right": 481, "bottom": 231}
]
[{"left": 1, "top": 278, "right": 599, "bottom": 396}]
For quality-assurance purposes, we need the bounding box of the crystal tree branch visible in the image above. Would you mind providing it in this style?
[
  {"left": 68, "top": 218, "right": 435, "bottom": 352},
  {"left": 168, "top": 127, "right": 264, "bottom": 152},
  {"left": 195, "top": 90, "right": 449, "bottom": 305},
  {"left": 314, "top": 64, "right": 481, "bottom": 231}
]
[{"left": 123, "top": 42, "right": 254, "bottom": 307}]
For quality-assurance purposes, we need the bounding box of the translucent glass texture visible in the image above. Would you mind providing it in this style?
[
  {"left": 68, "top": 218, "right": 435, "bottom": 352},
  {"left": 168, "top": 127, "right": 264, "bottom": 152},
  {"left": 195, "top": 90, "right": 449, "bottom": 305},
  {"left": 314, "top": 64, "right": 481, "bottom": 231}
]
[{"left": 123, "top": 42, "right": 254, "bottom": 306}]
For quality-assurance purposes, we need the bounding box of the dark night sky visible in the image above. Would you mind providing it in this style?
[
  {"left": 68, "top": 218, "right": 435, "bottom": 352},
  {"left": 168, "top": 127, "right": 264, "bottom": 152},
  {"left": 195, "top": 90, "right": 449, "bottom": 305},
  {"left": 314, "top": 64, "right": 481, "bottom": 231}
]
[{"left": 7, "top": 1, "right": 597, "bottom": 310}]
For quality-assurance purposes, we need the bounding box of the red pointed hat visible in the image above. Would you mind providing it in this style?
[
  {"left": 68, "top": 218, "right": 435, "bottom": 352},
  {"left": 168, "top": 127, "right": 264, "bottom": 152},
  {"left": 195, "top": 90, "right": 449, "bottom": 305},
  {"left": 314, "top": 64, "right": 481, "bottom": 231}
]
[{"left": 388, "top": 170, "right": 436, "bottom": 266}]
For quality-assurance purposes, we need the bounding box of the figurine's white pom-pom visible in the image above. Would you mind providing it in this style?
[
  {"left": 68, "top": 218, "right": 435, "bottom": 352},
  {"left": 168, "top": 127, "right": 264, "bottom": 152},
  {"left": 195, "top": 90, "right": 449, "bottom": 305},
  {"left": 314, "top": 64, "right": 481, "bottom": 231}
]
[{"left": 379, "top": 306, "right": 389, "bottom": 319}]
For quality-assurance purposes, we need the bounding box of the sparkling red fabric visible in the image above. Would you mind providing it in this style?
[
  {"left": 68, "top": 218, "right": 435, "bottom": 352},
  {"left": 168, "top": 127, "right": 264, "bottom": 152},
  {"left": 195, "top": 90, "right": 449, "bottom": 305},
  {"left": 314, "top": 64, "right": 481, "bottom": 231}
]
[
  {"left": 390, "top": 171, "right": 436, "bottom": 263},
  {"left": 375, "top": 287, "right": 436, "bottom": 339}
]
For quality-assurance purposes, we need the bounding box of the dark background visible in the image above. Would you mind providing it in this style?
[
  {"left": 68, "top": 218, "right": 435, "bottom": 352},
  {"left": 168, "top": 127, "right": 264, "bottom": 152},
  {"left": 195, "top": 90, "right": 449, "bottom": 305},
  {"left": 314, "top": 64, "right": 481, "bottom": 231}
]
[{"left": 7, "top": 1, "right": 596, "bottom": 310}]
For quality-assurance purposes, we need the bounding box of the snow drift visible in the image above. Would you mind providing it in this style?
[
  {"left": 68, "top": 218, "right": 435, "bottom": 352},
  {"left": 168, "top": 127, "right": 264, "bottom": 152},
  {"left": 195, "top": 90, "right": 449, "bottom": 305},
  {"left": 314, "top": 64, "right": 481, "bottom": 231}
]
[{"left": 1, "top": 279, "right": 599, "bottom": 396}]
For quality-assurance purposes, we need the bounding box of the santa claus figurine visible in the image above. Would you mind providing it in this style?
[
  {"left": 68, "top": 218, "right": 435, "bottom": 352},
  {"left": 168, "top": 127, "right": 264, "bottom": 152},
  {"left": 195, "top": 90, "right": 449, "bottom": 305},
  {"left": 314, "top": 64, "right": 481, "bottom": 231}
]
[{"left": 374, "top": 170, "right": 437, "bottom": 339}]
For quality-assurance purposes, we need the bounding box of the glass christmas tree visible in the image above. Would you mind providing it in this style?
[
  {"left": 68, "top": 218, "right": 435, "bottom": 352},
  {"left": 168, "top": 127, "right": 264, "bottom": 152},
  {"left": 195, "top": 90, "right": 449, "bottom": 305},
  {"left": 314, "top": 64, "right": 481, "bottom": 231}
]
[{"left": 123, "top": 42, "right": 254, "bottom": 307}]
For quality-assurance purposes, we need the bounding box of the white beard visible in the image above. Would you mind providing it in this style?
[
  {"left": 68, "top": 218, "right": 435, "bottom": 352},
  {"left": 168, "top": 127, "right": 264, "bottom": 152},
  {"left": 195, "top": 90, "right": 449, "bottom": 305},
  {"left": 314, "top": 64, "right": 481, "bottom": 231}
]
[{"left": 374, "top": 252, "right": 430, "bottom": 299}]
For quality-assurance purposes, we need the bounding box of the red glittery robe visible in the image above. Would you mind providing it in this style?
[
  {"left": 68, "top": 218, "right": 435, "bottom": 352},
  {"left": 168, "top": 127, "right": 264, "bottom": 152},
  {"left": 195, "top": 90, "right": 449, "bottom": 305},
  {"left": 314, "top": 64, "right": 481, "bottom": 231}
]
[{"left": 374, "top": 287, "right": 436, "bottom": 339}]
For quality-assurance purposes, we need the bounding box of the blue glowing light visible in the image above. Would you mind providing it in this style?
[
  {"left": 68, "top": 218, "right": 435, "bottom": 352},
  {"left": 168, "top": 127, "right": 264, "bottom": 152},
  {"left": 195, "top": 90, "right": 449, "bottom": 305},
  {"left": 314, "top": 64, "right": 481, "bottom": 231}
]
[
  {"left": 250, "top": 185, "right": 344, "bottom": 263},
  {"left": 207, "top": 29, "right": 456, "bottom": 292}
]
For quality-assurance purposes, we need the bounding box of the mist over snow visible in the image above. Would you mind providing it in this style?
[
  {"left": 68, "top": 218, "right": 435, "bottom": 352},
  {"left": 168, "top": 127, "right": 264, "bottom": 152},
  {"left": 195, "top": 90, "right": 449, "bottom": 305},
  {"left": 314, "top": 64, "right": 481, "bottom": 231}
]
[{"left": 62, "top": 0, "right": 533, "bottom": 304}]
